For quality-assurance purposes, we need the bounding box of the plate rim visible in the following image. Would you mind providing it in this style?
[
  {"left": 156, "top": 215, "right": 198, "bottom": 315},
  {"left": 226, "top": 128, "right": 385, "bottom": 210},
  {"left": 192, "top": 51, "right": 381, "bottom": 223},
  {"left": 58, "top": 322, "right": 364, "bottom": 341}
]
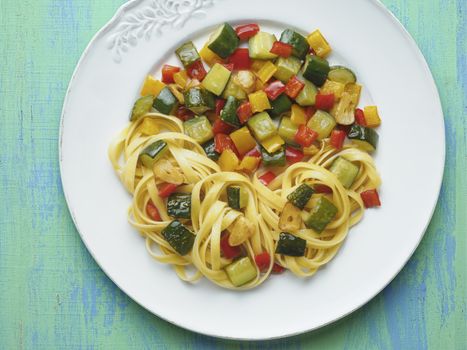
[{"left": 58, "top": 0, "right": 446, "bottom": 340}]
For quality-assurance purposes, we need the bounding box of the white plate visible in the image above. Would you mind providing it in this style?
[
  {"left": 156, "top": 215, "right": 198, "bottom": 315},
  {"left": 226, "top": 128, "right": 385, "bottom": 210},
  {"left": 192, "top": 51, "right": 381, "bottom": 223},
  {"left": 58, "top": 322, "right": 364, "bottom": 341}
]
[{"left": 60, "top": 0, "right": 444, "bottom": 340}]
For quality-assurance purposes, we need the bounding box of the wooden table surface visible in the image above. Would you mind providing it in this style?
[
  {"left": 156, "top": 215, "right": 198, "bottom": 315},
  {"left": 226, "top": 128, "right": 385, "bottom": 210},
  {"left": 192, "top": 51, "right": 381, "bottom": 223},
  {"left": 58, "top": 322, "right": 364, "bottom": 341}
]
[{"left": 0, "top": 0, "right": 465, "bottom": 348}]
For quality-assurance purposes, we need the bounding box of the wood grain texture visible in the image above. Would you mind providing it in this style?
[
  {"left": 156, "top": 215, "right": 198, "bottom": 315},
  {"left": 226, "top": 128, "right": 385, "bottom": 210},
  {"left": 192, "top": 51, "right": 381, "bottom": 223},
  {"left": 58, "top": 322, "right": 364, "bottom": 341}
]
[{"left": 0, "top": 0, "right": 465, "bottom": 348}]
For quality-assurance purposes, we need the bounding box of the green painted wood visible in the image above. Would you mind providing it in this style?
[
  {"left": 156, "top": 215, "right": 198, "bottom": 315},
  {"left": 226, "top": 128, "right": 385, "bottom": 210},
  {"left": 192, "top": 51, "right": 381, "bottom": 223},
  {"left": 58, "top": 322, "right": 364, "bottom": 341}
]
[{"left": 0, "top": 0, "right": 465, "bottom": 348}]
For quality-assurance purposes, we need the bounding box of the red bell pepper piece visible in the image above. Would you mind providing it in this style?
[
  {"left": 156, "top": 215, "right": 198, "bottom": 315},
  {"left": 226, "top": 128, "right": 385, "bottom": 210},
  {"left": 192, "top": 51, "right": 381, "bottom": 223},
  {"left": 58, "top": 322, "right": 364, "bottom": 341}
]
[
  {"left": 227, "top": 48, "right": 251, "bottom": 70},
  {"left": 354, "top": 108, "right": 367, "bottom": 126},
  {"left": 285, "top": 146, "right": 304, "bottom": 164},
  {"left": 222, "top": 63, "right": 234, "bottom": 71},
  {"left": 272, "top": 263, "right": 285, "bottom": 274},
  {"left": 315, "top": 93, "right": 335, "bottom": 111},
  {"left": 187, "top": 60, "right": 207, "bottom": 81},
  {"left": 285, "top": 76, "right": 305, "bottom": 99},
  {"left": 360, "top": 189, "right": 381, "bottom": 208},
  {"left": 146, "top": 200, "right": 162, "bottom": 221},
  {"left": 264, "top": 80, "right": 286, "bottom": 101},
  {"left": 161, "top": 64, "right": 180, "bottom": 84},
  {"left": 305, "top": 106, "right": 316, "bottom": 119},
  {"left": 214, "top": 133, "right": 238, "bottom": 155},
  {"left": 314, "top": 184, "right": 333, "bottom": 194},
  {"left": 235, "top": 23, "right": 260, "bottom": 40},
  {"left": 215, "top": 99, "right": 226, "bottom": 116},
  {"left": 176, "top": 106, "right": 194, "bottom": 121},
  {"left": 337, "top": 124, "right": 351, "bottom": 135},
  {"left": 309, "top": 47, "right": 317, "bottom": 55},
  {"left": 254, "top": 252, "right": 271, "bottom": 272},
  {"left": 220, "top": 233, "right": 242, "bottom": 259},
  {"left": 212, "top": 119, "right": 234, "bottom": 135},
  {"left": 236, "top": 101, "right": 253, "bottom": 124},
  {"left": 258, "top": 171, "right": 276, "bottom": 186},
  {"left": 270, "top": 41, "right": 293, "bottom": 57},
  {"left": 158, "top": 183, "right": 178, "bottom": 198},
  {"left": 330, "top": 129, "right": 346, "bottom": 149},
  {"left": 244, "top": 146, "right": 261, "bottom": 159},
  {"left": 294, "top": 125, "right": 318, "bottom": 147}
]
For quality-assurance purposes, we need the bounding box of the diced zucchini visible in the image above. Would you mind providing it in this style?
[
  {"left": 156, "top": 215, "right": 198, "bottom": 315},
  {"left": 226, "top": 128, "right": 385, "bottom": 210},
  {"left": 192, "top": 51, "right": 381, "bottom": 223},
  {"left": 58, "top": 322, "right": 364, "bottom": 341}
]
[
  {"left": 233, "top": 70, "right": 257, "bottom": 94},
  {"left": 303, "top": 197, "right": 338, "bottom": 233},
  {"left": 247, "top": 112, "right": 276, "bottom": 141},
  {"left": 167, "top": 193, "right": 192, "bottom": 219},
  {"left": 227, "top": 186, "right": 248, "bottom": 210},
  {"left": 347, "top": 125, "right": 379, "bottom": 152},
  {"left": 201, "top": 63, "right": 232, "bottom": 96},
  {"left": 201, "top": 139, "right": 219, "bottom": 160},
  {"left": 329, "top": 157, "right": 359, "bottom": 188},
  {"left": 225, "top": 257, "right": 257, "bottom": 287},
  {"left": 295, "top": 78, "right": 318, "bottom": 106},
  {"left": 279, "top": 29, "right": 310, "bottom": 59},
  {"left": 161, "top": 220, "right": 195, "bottom": 255},
  {"left": 131, "top": 95, "right": 154, "bottom": 121},
  {"left": 273, "top": 56, "right": 302, "bottom": 83},
  {"left": 302, "top": 55, "right": 330, "bottom": 87},
  {"left": 184, "top": 87, "right": 216, "bottom": 114},
  {"left": 278, "top": 117, "right": 299, "bottom": 145},
  {"left": 207, "top": 23, "right": 239, "bottom": 58},
  {"left": 269, "top": 94, "right": 293, "bottom": 118},
  {"left": 175, "top": 41, "right": 201, "bottom": 68},
  {"left": 248, "top": 32, "right": 278, "bottom": 60},
  {"left": 332, "top": 83, "right": 361, "bottom": 125},
  {"left": 261, "top": 145, "right": 286, "bottom": 167},
  {"left": 220, "top": 96, "right": 240, "bottom": 127},
  {"left": 306, "top": 110, "right": 336, "bottom": 140},
  {"left": 139, "top": 140, "right": 168, "bottom": 168},
  {"left": 222, "top": 76, "right": 247, "bottom": 100},
  {"left": 184, "top": 116, "right": 214, "bottom": 144},
  {"left": 328, "top": 66, "right": 357, "bottom": 84},
  {"left": 275, "top": 232, "right": 306, "bottom": 256},
  {"left": 287, "top": 184, "right": 314, "bottom": 209},
  {"left": 152, "top": 87, "right": 178, "bottom": 115}
]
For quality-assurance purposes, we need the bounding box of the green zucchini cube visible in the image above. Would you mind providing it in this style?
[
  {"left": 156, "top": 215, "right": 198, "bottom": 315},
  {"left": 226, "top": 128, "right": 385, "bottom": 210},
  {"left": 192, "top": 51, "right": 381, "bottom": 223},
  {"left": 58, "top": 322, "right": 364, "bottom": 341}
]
[
  {"left": 227, "top": 186, "right": 248, "bottom": 210},
  {"left": 287, "top": 184, "right": 315, "bottom": 210},
  {"left": 295, "top": 78, "right": 318, "bottom": 106},
  {"left": 201, "top": 139, "right": 219, "bottom": 161},
  {"left": 184, "top": 116, "right": 214, "bottom": 144},
  {"left": 261, "top": 145, "right": 286, "bottom": 167},
  {"left": 307, "top": 110, "right": 336, "bottom": 140},
  {"left": 329, "top": 157, "right": 359, "bottom": 189},
  {"left": 279, "top": 29, "right": 310, "bottom": 59},
  {"left": 184, "top": 87, "right": 216, "bottom": 114},
  {"left": 303, "top": 197, "right": 338, "bottom": 233},
  {"left": 248, "top": 32, "right": 278, "bottom": 60},
  {"left": 131, "top": 95, "right": 154, "bottom": 121},
  {"left": 175, "top": 41, "right": 201, "bottom": 68},
  {"left": 161, "top": 220, "right": 195, "bottom": 255},
  {"left": 275, "top": 232, "right": 306, "bottom": 256},
  {"left": 347, "top": 125, "right": 379, "bottom": 152},
  {"left": 207, "top": 23, "right": 239, "bottom": 58},
  {"left": 139, "top": 140, "right": 168, "bottom": 168},
  {"left": 201, "top": 63, "right": 232, "bottom": 96},
  {"left": 269, "top": 94, "right": 292, "bottom": 118},
  {"left": 247, "top": 112, "right": 276, "bottom": 141},
  {"left": 273, "top": 56, "right": 302, "bottom": 82},
  {"left": 152, "top": 87, "right": 178, "bottom": 115},
  {"left": 302, "top": 55, "right": 330, "bottom": 87},
  {"left": 167, "top": 193, "right": 192, "bottom": 219},
  {"left": 222, "top": 76, "right": 247, "bottom": 100},
  {"left": 220, "top": 96, "right": 240, "bottom": 127},
  {"left": 278, "top": 117, "right": 299, "bottom": 145},
  {"left": 225, "top": 257, "right": 257, "bottom": 287}
]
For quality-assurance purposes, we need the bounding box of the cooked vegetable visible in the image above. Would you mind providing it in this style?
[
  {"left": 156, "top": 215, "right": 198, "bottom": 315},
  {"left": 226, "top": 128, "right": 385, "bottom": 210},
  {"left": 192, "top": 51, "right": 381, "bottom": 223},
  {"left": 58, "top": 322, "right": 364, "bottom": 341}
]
[
  {"left": 201, "top": 63, "right": 232, "bottom": 96},
  {"left": 220, "top": 233, "right": 242, "bottom": 259},
  {"left": 275, "top": 232, "right": 306, "bottom": 256},
  {"left": 264, "top": 81, "right": 286, "bottom": 101},
  {"left": 303, "top": 197, "right": 338, "bottom": 233},
  {"left": 287, "top": 184, "right": 314, "bottom": 209},
  {"left": 320, "top": 79, "right": 345, "bottom": 99},
  {"left": 154, "top": 159, "right": 184, "bottom": 185},
  {"left": 230, "top": 126, "right": 256, "bottom": 155},
  {"left": 212, "top": 119, "right": 234, "bottom": 134},
  {"left": 278, "top": 117, "right": 299, "bottom": 144},
  {"left": 254, "top": 252, "right": 271, "bottom": 272},
  {"left": 186, "top": 60, "right": 207, "bottom": 80},
  {"left": 175, "top": 41, "right": 201, "bottom": 68},
  {"left": 222, "top": 76, "right": 247, "bottom": 100},
  {"left": 306, "top": 110, "right": 336, "bottom": 140},
  {"left": 315, "top": 93, "right": 335, "bottom": 111},
  {"left": 248, "top": 32, "right": 278, "bottom": 60},
  {"left": 295, "top": 78, "right": 318, "bottom": 106},
  {"left": 261, "top": 134, "right": 285, "bottom": 153},
  {"left": 201, "top": 139, "right": 219, "bottom": 161},
  {"left": 302, "top": 55, "right": 330, "bottom": 87},
  {"left": 294, "top": 124, "right": 318, "bottom": 147},
  {"left": 227, "top": 186, "right": 248, "bottom": 210},
  {"left": 330, "top": 129, "right": 346, "bottom": 149},
  {"left": 279, "top": 29, "right": 310, "bottom": 59},
  {"left": 247, "top": 112, "right": 276, "bottom": 141},
  {"left": 354, "top": 108, "right": 367, "bottom": 126},
  {"left": 328, "top": 66, "right": 357, "bottom": 84},
  {"left": 228, "top": 215, "right": 255, "bottom": 246},
  {"left": 146, "top": 200, "right": 162, "bottom": 221},
  {"left": 184, "top": 116, "right": 214, "bottom": 144},
  {"left": 158, "top": 183, "right": 178, "bottom": 198},
  {"left": 173, "top": 70, "right": 189, "bottom": 89},
  {"left": 199, "top": 44, "right": 224, "bottom": 67},
  {"left": 161, "top": 220, "right": 195, "bottom": 255},
  {"left": 161, "top": 65, "right": 181, "bottom": 84},
  {"left": 235, "top": 23, "right": 260, "bottom": 40},
  {"left": 140, "top": 76, "right": 166, "bottom": 97},
  {"left": 306, "top": 30, "right": 332, "bottom": 58},
  {"left": 332, "top": 83, "right": 362, "bottom": 125},
  {"left": 269, "top": 94, "right": 293, "bottom": 118},
  {"left": 184, "top": 87, "right": 215, "bottom": 114},
  {"left": 261, "top": 145, "right": 286, "bottom": 167},
  {"left": 139, "top": 140, "right": 168, "bottom": 168},
  {"left": 228, "top": 48, "right": 252, "bottom": 70},
  {"left": 237, "top": 155, "right": 260, "bottom": 173},
  {"left": 285, "top": 146, "right": 304, "bottom": 164},
  {"left": 274, "top": 56, "right": 302, "bottom": 83},
  {"left": 363, "top": 106, "right": 381, "bottom": 127},
  {"left": 225, "top": 257, "right": 257, "bottom": 287},
  {"left": 248, "top": 90, "right": 271, "bottom": 113},
  {"left": 236, "top": 101, "right": 253, "bottom": 123},
  {"left": 329, "top": 157, "right": 359, "bottom": 188},
  {"left": 218, "top": 149, "right": 239, "bottom": 171},
  {"left": 214, "top": 133, "right": 238, "bottom": 154},
  {"left": 167, "top": 84, "right": 185, "bottom": 104},
  {"left": 347, "top": 124, "right": 379, "bottom": 152},
  {"left": 131, "top": 95, "right": 154, "bottom": 121},
  {"left": 270, "top": 41, "right": 293, "bottom": 57},
  {"left": 284, "top": 76, "right": 305, "bottom": 99},
  {"left": 233, "top": 70, "right": 256, "bottom": 93},
  {"left": 153, "top": 87, "right": 178, "bottom": 115},
  {"left": 220, "top": 96, "right": 241, "bottom": 127},
  {"left": 360, "top": 189, "right": 381, "bottom": 208},
  {"left": 290, "top": 104, "right": 308, "bottom": 125},
  {"left": 207, "top": 23, "right": 239, "bottom": 58},
  {"left": 167, "top": 193, "right": 191, "bottom": 219},
  {"left": 254, "top": 61, "right": 277, "bottom": 83},
  {"left": 278, "top": 203, "right": 302, "bottom": 231},
  {"left": 258, "top": 171, "right": 276, "bottom": 186}
]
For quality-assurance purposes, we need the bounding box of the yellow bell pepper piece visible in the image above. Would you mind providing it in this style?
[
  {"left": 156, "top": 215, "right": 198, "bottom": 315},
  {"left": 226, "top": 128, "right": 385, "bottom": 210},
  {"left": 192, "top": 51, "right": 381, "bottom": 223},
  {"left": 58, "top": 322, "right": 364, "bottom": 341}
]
[
  {"left": 303, "top": 144, "right": 319, "bottom": 156},
  {"left": 237, "top": 156, "right": 260, "bottom": 173},
  {"left": 251, "top": 60, "right": 267, "bottom": 72},
  {"left": 307, "top": 30, "right": 332, "bottom": 58},
  {"left": 290, "top": 104, "right": 308, "bottom": 125},
  {"left": 248, "top": 90, "right": 271, "bottom": 114},
  {"left": 364, "top": 106, "right": 381, "bottom": 127},
  {"left": 261, "top": 134, "right": 285, "bottom": 153},
  {"left": 173, "top": 70, "right": 189, "bottom": 89},
  {"left": 255, "top": 78, "right": 265, "bottom": 92},
  {"left": 140, "top": 76, "right": 166, "bottom": 97},
  {"left": 320, "top": 80, "right": 345, "bottom": 99},
  {"left": 230, "top": 127, "right": 257, "bottom": 156},
  {"left": 200, "top": 45, "right": 224, "bottom": 67},
  {"left": 255, "top": 61, "right": 278, "bottom": 83},
  {"left": 138, "top": 118, "right": 159, "bottom": 135},
  {"left": 218, "top": 149, "right": 239, "bottom": 171}
]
